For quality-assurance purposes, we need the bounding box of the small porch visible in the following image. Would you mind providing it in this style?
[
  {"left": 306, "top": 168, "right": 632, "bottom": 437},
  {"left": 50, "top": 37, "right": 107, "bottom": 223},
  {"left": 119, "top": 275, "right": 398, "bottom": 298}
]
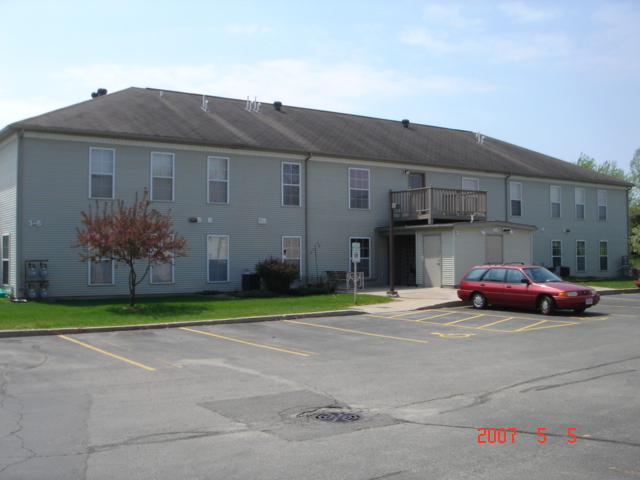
[{"left": 390, "top": 187, "right": 487, "bottom": 224}]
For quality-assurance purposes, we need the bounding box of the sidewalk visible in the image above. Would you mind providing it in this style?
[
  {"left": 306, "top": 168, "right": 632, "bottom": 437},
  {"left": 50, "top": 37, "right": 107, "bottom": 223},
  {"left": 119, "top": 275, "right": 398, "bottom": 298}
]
[{"left": 354, "top": 286, "right": 464, "bottom": 314}]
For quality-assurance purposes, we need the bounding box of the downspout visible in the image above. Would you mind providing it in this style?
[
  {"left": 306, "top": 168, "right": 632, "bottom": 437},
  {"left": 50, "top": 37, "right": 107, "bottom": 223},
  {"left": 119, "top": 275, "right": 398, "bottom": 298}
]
[
  {"left": 304, "top": 153, "right": 312, "bottom": 281},
  {"left": 627, "top": 187, "right": 631, "bottom": 264},
  {"left": 504, "top": 173, "right": 512, "bottom": 222},
  {"left": 15, "top": 129, "right": 24, "bottom": 299}
]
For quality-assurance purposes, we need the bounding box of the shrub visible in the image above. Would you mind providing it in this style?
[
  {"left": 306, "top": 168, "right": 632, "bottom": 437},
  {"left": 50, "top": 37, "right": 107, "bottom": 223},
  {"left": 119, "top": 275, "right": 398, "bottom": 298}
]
[
  {"left": 236, "top": 289, "right": 277, "bottom": 299},
  {"left": 290, "top": 286, "right": 330, "bottom": 296},
  {"left": 255, "top": 256, "right": 300, "bottom": 295}
]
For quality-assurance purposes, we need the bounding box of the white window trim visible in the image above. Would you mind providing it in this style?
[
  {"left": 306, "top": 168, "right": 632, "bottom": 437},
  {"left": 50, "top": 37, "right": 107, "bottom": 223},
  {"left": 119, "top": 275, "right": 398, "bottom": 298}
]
[
  {"left": 282, "top": 162, "right": 302, "bottom": 207},
  {"left": 599, "top": 240, "right": 608, "bottom": 271},
  {"left": 1, "top": 234, "right": 9, "bottom": 285},
  {"left": 598, "top": 190, "right": 607, "bottom": 221},
  {"left": 349, "top": 237, "right": 372, "bottom": 279},
  {"left": 348, "top": 168, "right": 370, "bottom": 210},
  {"left": 282, "top": 236, "right": 302, "bottom": 274},
  {"left": 462, "top": 177, "right": 479, "bottom": 191},
  {"left": 150, "top": 234, "right": 175, "bottom": 284},
  {"left": 88, "top": 258, "right": 115, "bottom": 286},
  {"left": 89, "top": 147, "right": 115, "bottom": 199},
  {"left": 576, "top": 240, "right": 586, "bottom": 273},
  {"left": 510, "top": 182, "right": 522, "bottom": 217},
  {"left": 207, "top": 235, "right": 230, "bottom": 283},
  {"left": 550, "top": 186, "right": 561, "bottom": 218},
  {"left": 207, "top": 156, "right": 230, "bottom": 204},
  {"left": 551, "top": 240, "right": 562, "bottom": 268},
  {"left": 575, "top": 188, "right": 585, "bottom": 220},
  {"left": 150, "top": 152, "right": 175, "bottom": 202}
]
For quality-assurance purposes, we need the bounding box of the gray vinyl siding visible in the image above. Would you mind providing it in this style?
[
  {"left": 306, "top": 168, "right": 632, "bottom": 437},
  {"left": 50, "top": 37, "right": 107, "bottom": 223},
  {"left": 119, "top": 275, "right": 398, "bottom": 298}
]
[{"left": 0, "top": 135, "right": 18, "bottom": 289}]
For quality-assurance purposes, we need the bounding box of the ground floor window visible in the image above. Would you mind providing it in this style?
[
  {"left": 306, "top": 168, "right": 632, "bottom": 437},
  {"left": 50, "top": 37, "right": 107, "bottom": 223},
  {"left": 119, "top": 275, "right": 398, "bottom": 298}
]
[
  {"left": 207, "top": 235, "right": 229, "bottom": 282},
  {"left": 2, "top": 235, "right": 9, "bottom": 284},
  {"left": 282, "top": 236, "right": 301, "bottom": 272},
  {"left": 599, "top": 241, "right": 608, "bottom": 271},
  {"left": 551, "top": 240, "right": 562, "bottom": 268},
  {"left": 151, "top": 235, "right": 175, "bottom": 284},
  {"left": 349, "top": 237, "right": 371, "bottom": 278},
  {"left": 576, "top": 241, "right": 586, "bottom": 272},
  {"left": 89, "top": 258, "right": 114, "bottom": 285}
]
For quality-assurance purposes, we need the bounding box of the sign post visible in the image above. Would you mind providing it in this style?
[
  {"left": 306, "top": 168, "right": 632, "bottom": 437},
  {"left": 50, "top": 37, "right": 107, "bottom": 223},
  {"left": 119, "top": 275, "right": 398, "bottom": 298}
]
[{"left": 351, "top": 242, "right": 361, "bottom": 304}]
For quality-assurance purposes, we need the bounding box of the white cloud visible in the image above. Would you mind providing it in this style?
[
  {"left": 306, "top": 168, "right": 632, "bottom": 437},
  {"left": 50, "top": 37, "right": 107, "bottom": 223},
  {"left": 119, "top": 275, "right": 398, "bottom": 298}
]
[
  {"left": 421, "top": 4, "right": 483, "bottom": 29},
  {"left": 498, "top": 2, "right": 560, "bottom": 23}
]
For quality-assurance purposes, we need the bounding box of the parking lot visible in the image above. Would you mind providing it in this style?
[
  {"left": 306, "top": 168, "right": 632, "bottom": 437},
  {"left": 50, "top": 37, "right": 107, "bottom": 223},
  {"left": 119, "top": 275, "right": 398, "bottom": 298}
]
[{"left": 1, "top": 293, "right": 639, "bottom": 479}]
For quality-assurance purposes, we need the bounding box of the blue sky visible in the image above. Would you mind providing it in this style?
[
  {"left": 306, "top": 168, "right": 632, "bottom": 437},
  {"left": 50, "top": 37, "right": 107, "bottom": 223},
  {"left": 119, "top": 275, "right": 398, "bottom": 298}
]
[{"left": 2, "top": 0, "right": 639, "bottom": 171}]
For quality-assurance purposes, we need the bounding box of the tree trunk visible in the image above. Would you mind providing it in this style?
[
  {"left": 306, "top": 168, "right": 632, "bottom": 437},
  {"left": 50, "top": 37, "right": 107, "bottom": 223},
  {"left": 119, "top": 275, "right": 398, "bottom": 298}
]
[{"left": 129, "top": 267, "right": 137, "bottom": 307}]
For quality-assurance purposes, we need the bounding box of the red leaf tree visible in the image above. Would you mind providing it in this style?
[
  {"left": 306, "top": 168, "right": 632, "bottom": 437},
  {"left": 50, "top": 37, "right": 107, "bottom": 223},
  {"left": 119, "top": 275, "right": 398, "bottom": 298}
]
[{"left": 72, "top": 190, "right": 188, "bottom": 307}]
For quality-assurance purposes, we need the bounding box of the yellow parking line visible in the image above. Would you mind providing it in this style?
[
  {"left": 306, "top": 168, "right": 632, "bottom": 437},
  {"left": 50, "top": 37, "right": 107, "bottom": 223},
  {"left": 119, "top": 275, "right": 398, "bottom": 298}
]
[
  {"left": 478, "top": 317, "right": 515, "bottom": 328},
  {"left": 610, "top": 467, "right": 640, "bottom": 477},
  {"left": 180, "top": 327, "right": 314, "bottom": 356},
  {"left": 391, "top": 311, "right": 454, "bottom": 320},
  {"left": 285, "top": 320, "right": 428, "bottom": 343},
  {"left": 98, "top": 340, "right": 183, "bottom": 368},
  {"left": 59, "top": 335, "right": 156, "bottom": 371},
  {"left": 445, "top": 314, "right": 485, "bottom": 325}
]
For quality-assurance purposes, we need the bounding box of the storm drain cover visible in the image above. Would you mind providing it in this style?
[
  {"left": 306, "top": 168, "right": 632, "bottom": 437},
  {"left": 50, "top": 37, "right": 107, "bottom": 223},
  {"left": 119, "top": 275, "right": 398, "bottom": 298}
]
[{"left": 313, "top": 412, "right": 361, "bottom": 423}]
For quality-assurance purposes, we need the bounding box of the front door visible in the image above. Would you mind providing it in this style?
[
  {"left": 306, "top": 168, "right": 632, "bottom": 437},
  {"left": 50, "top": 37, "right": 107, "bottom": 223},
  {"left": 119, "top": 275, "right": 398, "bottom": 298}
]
[
  {"left": 423, "top": 235, "right": 441, "bottom": 288},
  {"left": 486, "top": 235, "right": 503, "bottom": 264}
]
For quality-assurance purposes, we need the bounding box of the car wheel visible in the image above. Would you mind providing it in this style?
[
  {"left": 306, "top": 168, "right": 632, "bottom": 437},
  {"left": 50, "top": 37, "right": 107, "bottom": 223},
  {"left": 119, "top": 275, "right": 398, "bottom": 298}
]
[
  {"left": 573, "top": 307, "right": 586, "bottom": 314},
  {"left": 471, "top": 292, "right": 487, "bottom": 309},
  {"left": 539, "top": 295, "right": 555, "bottom": 315}
]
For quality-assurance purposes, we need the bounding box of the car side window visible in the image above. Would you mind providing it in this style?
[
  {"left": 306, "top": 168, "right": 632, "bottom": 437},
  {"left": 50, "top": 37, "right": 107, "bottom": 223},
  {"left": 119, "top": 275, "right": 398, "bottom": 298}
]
[
  {"left": 486, "top": 268, "right": 507, "bottom": 282},
  {"left": 464, "top": 268, "right": 489, "bottom": 281},
  {"left": 506, "top": 269, "right": 525, "bottom": 283}
]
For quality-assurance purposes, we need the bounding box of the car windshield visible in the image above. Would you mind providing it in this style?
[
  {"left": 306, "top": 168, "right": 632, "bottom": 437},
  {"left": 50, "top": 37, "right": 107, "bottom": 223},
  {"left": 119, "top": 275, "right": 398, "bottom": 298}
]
[{"left": 523, "top": 267, "right": 562, "bottom": 283}]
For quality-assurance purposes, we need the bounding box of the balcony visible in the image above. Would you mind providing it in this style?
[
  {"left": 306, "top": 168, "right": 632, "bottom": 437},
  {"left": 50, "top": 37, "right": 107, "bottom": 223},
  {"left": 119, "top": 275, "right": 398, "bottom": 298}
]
[{"left": 391, "top": 187, "right": 487, "bottom": 224}]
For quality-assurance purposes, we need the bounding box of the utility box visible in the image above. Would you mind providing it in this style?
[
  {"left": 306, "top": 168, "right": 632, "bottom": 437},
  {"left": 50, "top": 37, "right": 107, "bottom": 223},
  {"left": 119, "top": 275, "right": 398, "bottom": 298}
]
[{"left": 242, "top": 273, "right": 261, "bottom": 291}]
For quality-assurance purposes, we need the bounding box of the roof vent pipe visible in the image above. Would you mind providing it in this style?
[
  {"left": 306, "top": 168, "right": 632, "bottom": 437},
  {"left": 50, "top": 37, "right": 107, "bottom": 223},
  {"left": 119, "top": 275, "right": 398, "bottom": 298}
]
[
  {"left": 402, "top": 119, "right": 410, "bottom": 128},
  {"left": 274, "top": 101, "right": 282, "bottom": 111}
]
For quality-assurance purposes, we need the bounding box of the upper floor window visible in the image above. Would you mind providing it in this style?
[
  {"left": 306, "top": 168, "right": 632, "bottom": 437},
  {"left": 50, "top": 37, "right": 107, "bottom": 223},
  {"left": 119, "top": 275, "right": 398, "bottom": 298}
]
[
  {"left": 1, "top": 235, "right": 9, "bottom": 285},
  {"left": 575, "top": 188, "right": 585, "bottom": 219},
  {"left": 282, "top": 163, "right": 301, "bottom": 206},
  {"left": 510, "top": 182, "right": 522, "bottom": 217},
  {"left": 207, "top": 235, "right": 229, "bottom": 282},
  {"left": 462, "top": 177, "right": 479, "bottom": 191},
  {"left": 550, "top": 186, "right": 561, "bottom": 218},
  {"left": 408, "top": 173, "right": 423, "bottom": 189},
  {"left": 349, "top": 168, "right": 370, "bottom": 209},
  {"left": 89, "top": 148, "right": 114, "bottom": 199},
  {"left": 151, "top": 152, "right": 174, "bottom": 201},
  {"left": 349, "top": 237, "right": 371, "bottom": 278},
  {"left": 208, "top": 157, "right": 229, "bottom": 204},
  {"left": 551, "top": 240, "right": 562, "bottom": 268},
  {"left": 598, "top": 190, "right": 607, "bottom": 221},
  {"left": 282, "top": 236, "right": 301, "bottom": 272}
]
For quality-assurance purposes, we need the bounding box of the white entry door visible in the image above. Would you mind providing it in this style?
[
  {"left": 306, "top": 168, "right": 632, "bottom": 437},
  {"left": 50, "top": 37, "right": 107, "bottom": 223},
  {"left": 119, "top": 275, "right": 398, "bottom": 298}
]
[
  {"left": 423, "top": 235, "right": 441, "bottom": 288},
  {"left": 486, "top": 235, "right": 503, "bottom": 264}
]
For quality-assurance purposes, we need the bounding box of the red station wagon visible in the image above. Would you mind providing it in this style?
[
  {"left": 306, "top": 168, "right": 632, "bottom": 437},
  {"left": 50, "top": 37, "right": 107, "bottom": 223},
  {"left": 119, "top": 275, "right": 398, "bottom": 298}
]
[{"left": 457, "top": 264, "right": 600, "bottom": 315}]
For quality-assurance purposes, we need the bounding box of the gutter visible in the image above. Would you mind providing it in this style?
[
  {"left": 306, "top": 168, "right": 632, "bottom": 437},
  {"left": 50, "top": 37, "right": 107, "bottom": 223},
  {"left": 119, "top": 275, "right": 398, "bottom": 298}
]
[{"left": 304, "top": 153, "right": 312, "bottom": 281}]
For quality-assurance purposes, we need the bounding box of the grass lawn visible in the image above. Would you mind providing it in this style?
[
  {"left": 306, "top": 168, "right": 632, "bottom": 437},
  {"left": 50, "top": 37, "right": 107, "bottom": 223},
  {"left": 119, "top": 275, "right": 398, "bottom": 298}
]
[
  {"left": 567, "top": 276, "right": 640, "bottom": 289},
  {"left": 0, "top": 294, "right": 392, "bottom": 331}
]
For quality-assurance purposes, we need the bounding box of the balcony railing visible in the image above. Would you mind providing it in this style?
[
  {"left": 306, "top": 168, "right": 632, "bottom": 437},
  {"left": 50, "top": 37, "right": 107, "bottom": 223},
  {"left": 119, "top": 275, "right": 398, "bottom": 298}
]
[{"left": 391, "top": 187, "right": 487, "bottom": 224}]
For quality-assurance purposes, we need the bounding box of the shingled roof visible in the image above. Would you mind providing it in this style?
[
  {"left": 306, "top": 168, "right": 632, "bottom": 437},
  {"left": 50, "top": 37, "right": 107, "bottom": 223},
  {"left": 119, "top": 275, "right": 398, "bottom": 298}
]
[{"left": 2, "top": 87, "right": 631, "bottom": 187}]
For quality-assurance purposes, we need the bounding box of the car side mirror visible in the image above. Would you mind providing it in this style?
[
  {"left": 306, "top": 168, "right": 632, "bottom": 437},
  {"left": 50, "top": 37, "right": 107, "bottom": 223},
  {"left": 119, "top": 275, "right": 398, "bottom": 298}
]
[{"left": 521, "top": 279, "right": 531, "bottom": 285}]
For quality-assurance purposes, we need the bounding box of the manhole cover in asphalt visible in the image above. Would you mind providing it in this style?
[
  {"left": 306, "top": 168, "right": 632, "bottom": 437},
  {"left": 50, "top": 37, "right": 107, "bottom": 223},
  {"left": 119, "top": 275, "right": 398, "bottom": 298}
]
[{"left": 313, "top": 412, "right": 361, "bottom": 423}]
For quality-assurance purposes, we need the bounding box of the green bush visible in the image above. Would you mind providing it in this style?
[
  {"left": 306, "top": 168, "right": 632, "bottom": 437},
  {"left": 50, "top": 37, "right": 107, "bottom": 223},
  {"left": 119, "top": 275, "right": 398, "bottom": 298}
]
[
  {"left": 236, "top": 289, "right": 277, "bottom": 299},
  {"left": 255, "top": 256, "right": 300, "bottom": 295},
  {"left": 290, "top": 286, "right": 330, "bottom": 296}
]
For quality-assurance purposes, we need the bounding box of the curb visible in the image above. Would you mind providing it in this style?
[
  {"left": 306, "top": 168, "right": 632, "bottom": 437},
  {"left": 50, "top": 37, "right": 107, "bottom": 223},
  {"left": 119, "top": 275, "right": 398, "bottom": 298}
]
[{"left": 0, "top": 309, "right": 360, "bottom": 338}]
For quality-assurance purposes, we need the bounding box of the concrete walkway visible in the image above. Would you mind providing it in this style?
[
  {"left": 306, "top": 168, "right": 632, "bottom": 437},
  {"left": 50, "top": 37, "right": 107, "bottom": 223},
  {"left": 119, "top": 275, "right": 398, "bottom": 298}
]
[{"left": 354, "top": 286, "right": 464, "bottom": 314}]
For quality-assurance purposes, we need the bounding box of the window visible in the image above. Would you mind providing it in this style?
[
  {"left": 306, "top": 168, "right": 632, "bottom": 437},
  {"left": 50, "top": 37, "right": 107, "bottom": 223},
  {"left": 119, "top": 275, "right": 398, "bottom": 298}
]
[
  {"left": 576, "top": 241, "right": 586, "bottom": 273},
  {"left": 462, "top": 178, "right": 479, "bottom": 191},
  {"left": 551, "top": 240, "right": 562, "bottom": 268},
  {"left": 89, "top": 258, "right": 114, "bottom": 285},
  {"left": 349, "top": 237, "right": 371, "bottom": 278},
  {"left": 282, "top": 163, "right": 301, "bottom": 206},
  {"left": 151, "top": 152, "right": 174, "bottom": 201},
  {"left": 349, "top": 168, "right": 369, "bottom": 209},
  {"left": 575, "top": 188, "right": 585, "bottom": 220},
  {"left": 2, "top": 235, "right": 9, "bottom": 285},
  {"left": 208, "top": 157, "right": 229, "bottom": 204},
  {"left": 150, "top": 235, "right": 174, "bottom": 284},
  {"left": 550, "top": 186, "right": 561, "bottom": 218},
  {"left": 599, "top": 241, "right": 608, "bottom": 271},
  {"left": 598, "top": 190, "right": 607, "bottom": 221},
  {"left": 510, "top": 182, "right": 522, "bottom": 217},
  {"left": 486, "top": 268, "right": 507, "bottom": 282},
  {"left": 207, "top": 235, "right": 229, "bottom": 282},
  {"left": 89, "top": 148, "right": 114, "bottom": 198},
  {"left": 506, "top": 268, "right": 525, "bottom": 284},
  {"left": 282, "top": 237, "right": 301, "bottom": 272},
  {"left": 408, "top": 173, "right": 423, "bottom": 189}
]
